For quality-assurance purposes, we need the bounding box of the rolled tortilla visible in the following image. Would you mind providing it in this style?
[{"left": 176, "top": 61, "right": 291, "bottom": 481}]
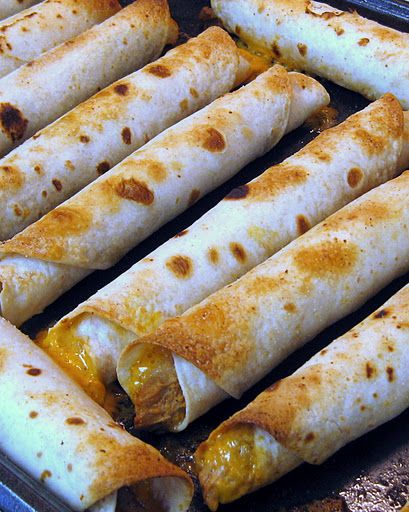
[
  {"left": 195, "top": 282, "right": 409, "bottom": 510},
  {"left": 118, "top": 169, "right": 409, "bottom": 433},
  {"left": 48, "top": 95, "right": 409, "bottom": 415},
  {"left": 211, "top": 0, "right": 409, "bottom": 109},
  {"left": 0, "top": 0, "right": 121, "bottom": 78},
  {"left": 0, "top": 0, "right": 39, "bottom": 20},
  {"left": 0, "top": 27, "right": 253, "bottom": 241},
  {"left": 0, "top": 65, "right": 326, "bottom": 328},
  {"left": 0, "top": 0, "right": 178, "bottom": 157},
  {"left": 0, "top": 317, "right": 193, "bottom": 512}
]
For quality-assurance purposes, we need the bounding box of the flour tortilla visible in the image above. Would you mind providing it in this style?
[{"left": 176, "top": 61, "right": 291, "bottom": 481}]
[
  {"left": 0, "top": 0, "right": 177, "bottom": 157},
  {"left": 0, "top": 317, "right": 193, "bottom": 511},
  {"left": 0, "top": 0, "right": 121, "bottom": 78},
  {"left": 211, "top": 0, "right": 409, "bottom": 109},
  {"left": 120, "top": 169, "right": 409, "bottom": 432},
  {"left": 196, "top": 283, "right": 409, "bottom": 509},
  {"left": 0, "top": 26, "right": 251, "bottom": 241},
  {"left": 0, "top": 0, "right": 39, "bottom": 19}
]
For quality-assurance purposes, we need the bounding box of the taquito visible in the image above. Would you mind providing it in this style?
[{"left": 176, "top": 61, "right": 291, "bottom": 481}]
[
  {"left": 195, "top": 283, "right": 409, "bottom": 509},
  {"left": 117, "top": 170, "right": 409, "bottom": 433},
  {"left": 211, "top": 0, "right": 409, "bottom": 109},
  {"left": 0, "top": 317, "right": 193, "bottom": 512},
  {"left": 0, "top": 0, "right": 39, "bottom": 19},
  {"left": 0, "top": 0, "right": 177, "bottom": 157},
  {"left": 0, "top": 27, "right": 252, "bottom": 241},
  {"left": 0, "top": 0, "right": 121, "bottom": 78},
  {"left": 48, "top": 95, "right": 408, "bottom": 419},
  {"left": 0, "top": 65, "right": 326, "bottom": 328}
]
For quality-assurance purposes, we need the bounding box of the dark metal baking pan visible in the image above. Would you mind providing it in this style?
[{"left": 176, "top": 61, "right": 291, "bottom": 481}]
[{"left": 1, "top": 0, "right": 409, "bottom": 511}]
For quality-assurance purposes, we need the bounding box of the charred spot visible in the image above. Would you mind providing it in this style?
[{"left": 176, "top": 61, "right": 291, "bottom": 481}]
[
  {"left": 271, "top": 41, "right": 281, "bottom": 58},
  {"left": 296, "top": 214, "right": 311, "bottom": 235},
  {"left": 121, "top": 127, "right": 132, "bottom": 145},
  {"left": 114, "top": 83, "right": 129, "bottom": 96},
  {"left": 297, "top": 43, "right": 307, "bottom": 56},
  {"left": 0, "top": 103, "right": 28, "bottom": 142},
  {"left": 208, "top": 247, "right": 219, "bottom": 265},
  {"left": 97, "top": 161, "right": 110, "bottom": 175},
  {"left": 305, "top": 432, "right": 315, "bottom": 443},
  {"left": 145, "top": 64, "right": 172, "bottom": 78},
  {"left": 174, "top": 229, "right": 189, "bottom": 238},
  {"left": 347, "top": 167, "right": 363, "bottom": 188},
  {"left": 29, "top": 411, "right": 38, "bottom": 418},
  {"left": 188, "top": 188, "right": 200, "bottom": 207},
  {"left": 166, "top": 255, "right": 193, "bottom": 279},
  {"left": 201, "top": 127, "right": 226, "bottom": 152},
  {"left": 230, "top": 242, "right": 247, "bottom": 263},
  {"left": 115, "top": 178, "right": 154, "bottom": 205},
  {"left": 65, "top": 417, "right": 85, "bottom": 425},
  {"left": 13, "top": 204, "right": 22, "bottom": 216},
  {"left": 386, "top": 366, "right": 395, "bottom": 382},
  {"left": 40, "top": 470, "right": 52, "bottom": 482},
  {"left": 225, "top": 184, "right": 249, "bottom": 200},
  {"left": 360, "top": 405, "right": 366, "bottom": 411},
  {"left": 42, "top": 190, "right": 47, "bottom": 198},
  {"left": 374, "top": 308, "right": 389, "bottom": 319},
  {"left": 34, "top": 165, "right": 42, "bottom": 175},
  {"left": 27, "top": 368, "right": 41, "bottom": 376},
  {"left": 358, "top": 38, "right": 370, "bottom": 46},
  {"left": 366, "top": 362, "right": 376, "bottom": 379},
  {"left": 79, "top": 135, "right": 90, "bottom": 144},
  {"left": 52, "top": 179, "right": 62, "bottom": 191},
  {"left": 387, "top": 344, "right": 395, "bottom": 352},
  {"left": 190, "top": 87, "right": 199, "bottom": 98},
  {"left": 284, "top": 302, "right": 297, "bottom": 313}
]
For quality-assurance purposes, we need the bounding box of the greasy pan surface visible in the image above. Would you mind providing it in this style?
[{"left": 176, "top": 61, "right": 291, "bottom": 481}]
[{"left": 1, "top": 0, "right": 408, "bottom": 511}]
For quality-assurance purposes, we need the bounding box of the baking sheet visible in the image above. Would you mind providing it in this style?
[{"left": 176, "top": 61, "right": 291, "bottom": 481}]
[{"left": 1, "top": 0, "right": 409, "bottom": 511}]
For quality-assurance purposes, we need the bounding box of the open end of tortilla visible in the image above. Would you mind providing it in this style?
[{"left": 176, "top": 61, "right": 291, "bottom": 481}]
[
  {"left": 117, "top": 342, "right": 186, "bottom": 432},
  {"left": 234, "top": 48, "right": 271, "bottom": 87}
]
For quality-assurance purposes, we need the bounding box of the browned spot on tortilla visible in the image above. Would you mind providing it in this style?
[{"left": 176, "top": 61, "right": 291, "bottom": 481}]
[
  {"left": 97, "top": 161, "right": 110, "bottom": 175},
  {"left": 13, "top": 204, "right": 22, "bottom": 216},
  {"left": 80, "top": 135, "right": 90, "bottom": 143},
  {"left": 29, "top": 411, "right": 38, "bottom": 418},
  {"left": 247, "top": 165, "right": 308, "bottom": 201},
  {"left": 386, "top": 366, "right": 395, "bottom": 382},
  {"left": 37, "top": 452, "right": 42, "bottom": 458},
  {"left": 65, "top": 160, "right": 75, "bottom": 171},
  {"left": 294, "top": 239, "right": 358, "bottom": 279},
  {"left": 0, "top": 103, "right": 28, "bottom": 142},
  {"left": 374, "top": 308, "right": 390, "bottom": 319},
  {"left": 40, "top": 470, "right": 52, "bottom": 482},
  {"left": 201, "top": 127, "right": 226, "bottom": 152},
  {"left": 347, "top": 167, "right": 363, "bottom": 188},
  {"left": 230, "top": 242, "right": 247, "bottom": 263},
  {"left": 52, "top": 179, "right": 62, "bottom": 191},
  {"left": 296, "top": 214, "right": 311, "bottom": 235},
  {"left": 271, "top": 41, "right": 281, "bottom": 58},
  {"left": 297, "top": 43, "right": 307, "bottom": 56},
  {"left": 190, "top": 87, "right": 199, "bottom": 98},
  {"left": 284, "top": 302, "right": 297, "bottom": 313},
  {"left": 334, "top": 26, "right": 345, "bottom": 35},
  {"left": 225, "top": 184, "right": 249, "bottom": 200},
  {"left": 67, "top": 464, "right": 73, "bottom": 472},
  {"left": 114, "top": 83, "right": 129, "bottom": 96},
  {"left": 358, "top": 37, "right": 370, "bottom": 46},
  {"left": 145, "top": 64, "right": 172, "bottom": 78},
  {"left": 320, "top": 348, "right": 328, "bottom": 356},
  {"left": 115, "top": 178, "right": 154, "bottom": 205},
  {"left": 360, "top": 405, "right": 366, "bottom": 411},
  {"left": 27, "top": 368, "right": 41, "bottom": 376},
  {"left": 353, "top": 128, "right": 383, "bottom": 156},
  {"left": 142, "top": 159, "right": 166, "bottom": 183},
  {"left": 208, "top": 247, "right": 219, "bottom": 265},
  {"left": 179, "top": 99, "right": 189, "bottom": 111},
  {"left": 305, "top": 432, "right": 315, "bottom": 443},
  {"left": 121, "top": 127, "right": 132, "bottom": 145},
  {"left": 174, "top": 229, "right": 188, "bottom": 238},
  {"left": 66, "top": 417, "right": 86, "bottom": 425},
  {"left": 0, "top": 164, "right": 23, "bottom": 188},
  {"left": 166, "top": 255, "right": 193, "bottom": 279},
  {"left": 188, "top": 188, "right": 200, "bottom": 207},
  {"left": 366, "top": 362, "right": 376, "bottom": 379},
  {"left": 34, "top": 165, "right": 42, "bottom": 175}
]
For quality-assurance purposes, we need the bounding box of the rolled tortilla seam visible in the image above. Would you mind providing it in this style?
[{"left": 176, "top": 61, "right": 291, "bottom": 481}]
[
  {"left": 0, "top": 27, "right": 251, "bottom": 241},
  {"left": 114, "top": 96, "right": 409, "bottom": 431},
  {"left": 0, "top": 0, "right": 39, "bottom": 20},
  {"left": 211, "top": 0, "right": 409, "bottom": 109},
  {"left": 0, "top": 0, "right": 178, "bottom": 157},
  {"left": 0, "top": 65, "right": 324, "bottom": 327},
  {"left": 195, "top": 282, "right": 409, "bottom": 509},
  {"left": 0, "top": 0, "right": 121, "bottom": 78},
  {"left": 0, "top": 317, "right": 193, "bottom": 512},
  {"left": 121, "top": 169, "right": 409, "bottom": 432}
]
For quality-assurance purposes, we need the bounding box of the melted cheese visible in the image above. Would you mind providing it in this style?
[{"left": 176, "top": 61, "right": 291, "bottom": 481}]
[
  {"left": 195, "top": 424, "right": 274, "bottom": 509},
  {"left": 236, "top": 47, "right": 271, "bottom": 86},
  {"left": 126, "top": 344, "right": 186, "bottom": 431},
  {"left": 37, "top": 323, "right": 106, "bottom": 405}
]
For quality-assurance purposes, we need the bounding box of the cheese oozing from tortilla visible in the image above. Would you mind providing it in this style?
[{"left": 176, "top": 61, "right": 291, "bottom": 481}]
[
  {"left": 195, "top": 424, "right": 300, "bottom": 510},
  {"left": 127, "top": 345, "right": 186, "bottom": 431}
]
